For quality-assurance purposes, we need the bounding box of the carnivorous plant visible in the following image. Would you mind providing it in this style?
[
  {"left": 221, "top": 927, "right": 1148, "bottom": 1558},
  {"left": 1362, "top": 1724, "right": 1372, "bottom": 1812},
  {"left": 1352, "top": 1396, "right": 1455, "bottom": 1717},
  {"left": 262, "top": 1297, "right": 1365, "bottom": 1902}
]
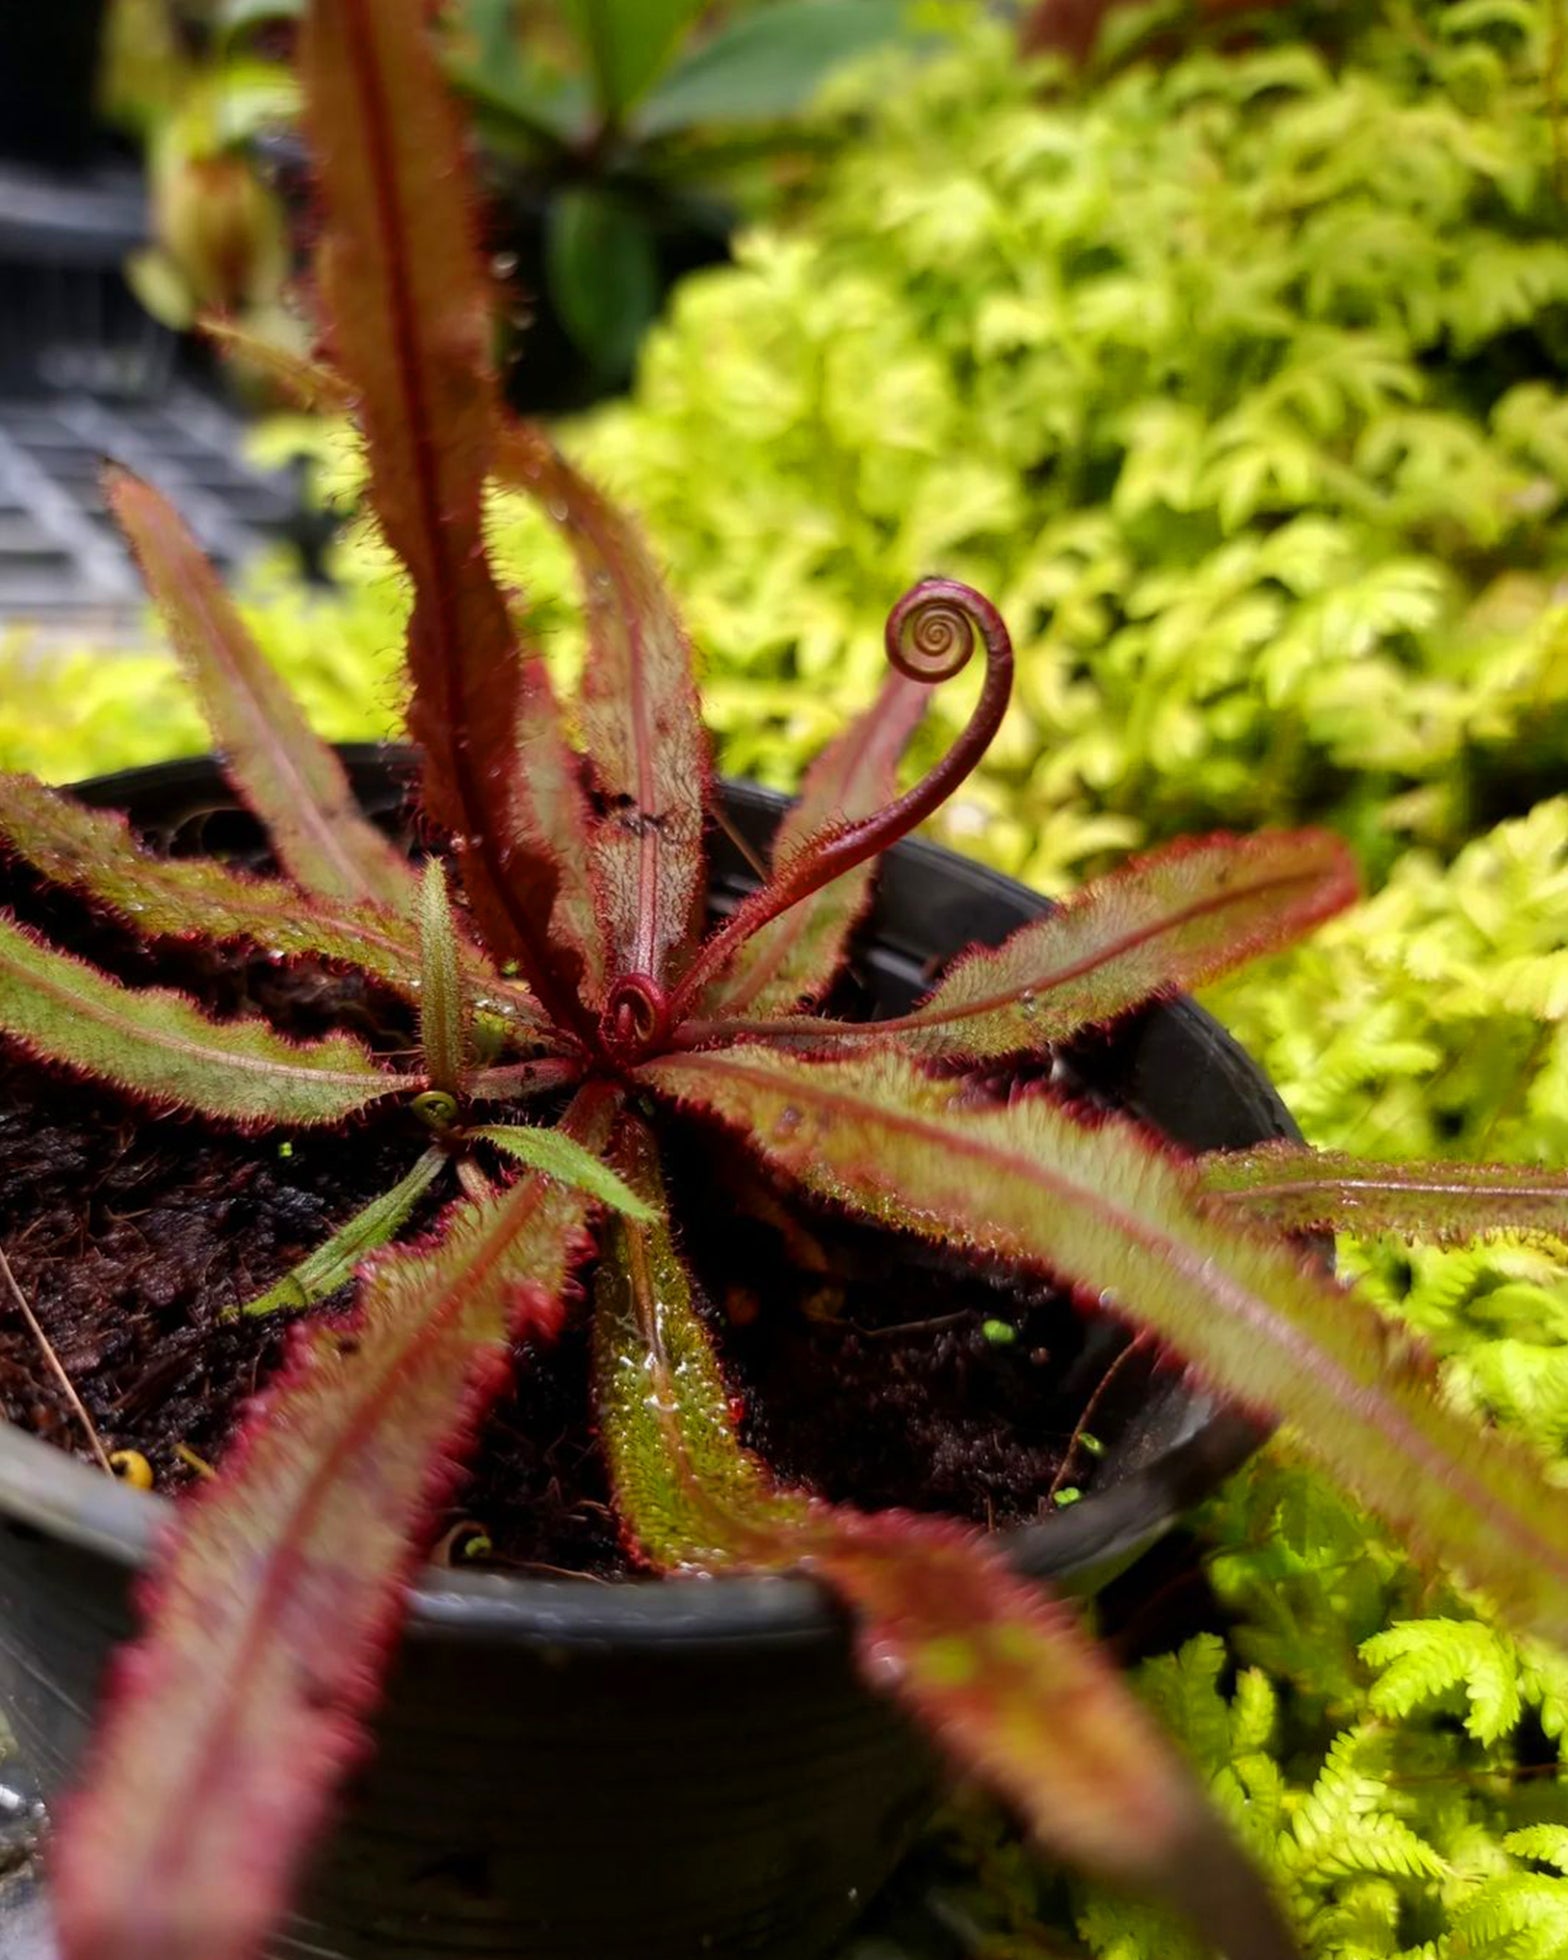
[{"left": 5, "top": 7, "right": 1568, "bottom": 1960}]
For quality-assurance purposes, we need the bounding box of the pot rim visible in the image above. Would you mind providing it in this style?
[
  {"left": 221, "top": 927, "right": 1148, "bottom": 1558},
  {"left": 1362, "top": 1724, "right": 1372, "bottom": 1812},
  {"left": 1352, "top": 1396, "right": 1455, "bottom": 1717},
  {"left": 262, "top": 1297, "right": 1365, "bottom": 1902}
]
[{"left": 0, "top": 747, "right": 1275, "bottom": 1650}]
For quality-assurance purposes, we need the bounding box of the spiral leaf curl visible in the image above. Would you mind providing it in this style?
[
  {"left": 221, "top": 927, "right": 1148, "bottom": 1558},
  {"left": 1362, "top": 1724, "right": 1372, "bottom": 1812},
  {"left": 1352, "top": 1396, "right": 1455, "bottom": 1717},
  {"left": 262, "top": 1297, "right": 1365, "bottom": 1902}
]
[
  {"left": 887, "top": 579, "right": 993, "bottom": 683},
  {"left": 664, "top": 579, "right": 1014, "bottom": 1028}
]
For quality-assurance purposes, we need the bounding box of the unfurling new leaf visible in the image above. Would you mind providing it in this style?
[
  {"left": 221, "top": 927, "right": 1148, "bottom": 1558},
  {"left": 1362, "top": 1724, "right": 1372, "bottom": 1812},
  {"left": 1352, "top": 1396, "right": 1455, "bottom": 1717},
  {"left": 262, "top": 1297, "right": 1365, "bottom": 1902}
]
[{"left": 705, "top": 670, "right": 928, "bottom": 1016}]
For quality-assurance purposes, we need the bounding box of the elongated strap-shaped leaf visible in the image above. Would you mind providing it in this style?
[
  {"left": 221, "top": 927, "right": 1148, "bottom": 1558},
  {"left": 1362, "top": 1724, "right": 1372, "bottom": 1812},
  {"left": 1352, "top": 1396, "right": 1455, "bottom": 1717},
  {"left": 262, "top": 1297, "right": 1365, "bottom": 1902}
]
[
  {"left": 199, "top": 315, "right": 354, "bottom": 413},
  {"left": 418, "top": 858, "right": 468, "bottom": 1095},
  {"left": 300, "top": 0, "right": 603, "bottom": 1024},
  {"left": 233, "top": 1147, "right": 448, "bottom": 1318},
  {"left": 1202, "top": 1144, "right": 1568, "bottom": 1244},
  {"left": 0, "top": 911, "right": 412, "bottom": 1127},
  {"left": 0, "top": 772, "right": 546, "bottom": 1037},
  {"left": 705, "top": 671, "right": 928, "bottom": 1017},
  {"left": 881, "top": 829, "right": 1357, "bottom": 1059},
  {"left": 642, "top": 1046, "right": 1568, "bottom": 1648},
  {"left": 473, "top": 1124, "right": 654, "bottom": 1220},
  {"left": 715, "top": 830, "right": 1357, "bottom": 1057},
  {"left": 593, "top": 1121, "right": 1296, "bottom": 1960},
  {"left": 53, "top": 1090, "right": 614, "bottom": 1960},
  {"left": 498, "top": 424, "right": 708, "bottom": 986},
  {"left": 106, "top": 470, "right": 415, "bottom": 917}
]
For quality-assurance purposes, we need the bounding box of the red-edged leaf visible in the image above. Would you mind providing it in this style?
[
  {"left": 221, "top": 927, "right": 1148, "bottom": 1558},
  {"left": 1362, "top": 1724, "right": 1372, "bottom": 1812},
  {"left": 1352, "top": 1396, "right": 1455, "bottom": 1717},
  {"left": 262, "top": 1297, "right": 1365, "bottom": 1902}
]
[
  {"left": 593, "top": 1120, "right": 1295, "bottom": 1960},
  {"left": 300, "top": 0, "right": 603, "bottom": 1023},
  {"left": 704, "top": 671, "right": 928, "bottom": 1017},
  {"left": 1202, "top": 1144, "right": 1568, "bottom": 1243},
  {"left": 498, "top": 423, "right": 709, "bottom": 986},
  {"left": 52, "top": 1088, "right": 614, "bottom": 1960},
  {"left": 641, "top": 1045, "right": 1568, "bottom": 1648},
  {"left": 812, "top": 1513, "right": 1295, "bottom": 1959},
  {"left": 709, "top": 830, "right": 1357, "bottom": 1056},
  {"left": 0, "top": 772, "right": 547, "bottom": 1041},
  {"left": 0, "top": 911, "right": 413, "bottom": 1126},
  {"left": 105, "top": 469, "right": 415, "bottom": 917},
  {"left": 199, "top": 315, "right": 354, "bottom": 413},
  {"left": 878, "top": 829, "right": 1357, "bottom": 1059}
]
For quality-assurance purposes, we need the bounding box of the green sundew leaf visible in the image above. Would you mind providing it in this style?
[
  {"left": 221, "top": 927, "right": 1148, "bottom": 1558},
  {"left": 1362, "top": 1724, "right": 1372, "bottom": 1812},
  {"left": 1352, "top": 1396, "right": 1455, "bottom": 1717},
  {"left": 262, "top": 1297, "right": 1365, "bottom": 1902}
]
[
  {"left": 53, "top": 1091, "right": 611, "bottom": 1960},
  {"left": 105, "top": 470, "right": 416, "bottom": 919},
  {"left": 592, "top": 1119, "right": 807, "bottom": 1567},
  {"left": 593, "top": 1120, "right": 1296, "bottom": 1960},
  {"left": 496, "top": 425, "right": 708, "bottom": 987},
  {"left": 706, "top": 671, "right": 927, "bottom": 1017},
  {"left": 545, "top": 187, "right": 660, "bottom": 380},
  {"left": 449, "top": 58, "right": 590, "bottom": 154},
  {"left": 0, "top": 911, "right": 412, "bottom": 1128},
  {"left": 774, "top": 830, "right": 1356, "bottom": 1060},
  {"left": 1202, "top": 1144, "right": 1568, "bottom": 1244},
  {"left": 472, "top": 1125, "right": 654, "bottom": 1220},
  {"left": 198, "top": 318, "right": 354, "bottom": 413},
  {"left": 641, "top": 1045, "right": 1568, "bottom": 1649},
  {"left": 235, "top": 1147, "right": 448, "bottom": 1318},
  {"left": 559, "top": 0, "right": 707, "bottom": 120},
  {"left": 635, "top": 0, "right": 911, "bottom": 138},
  {"left": 0, "top": 773, "right": 546, "bottom": 1037},
  {"left": 418, "top": 859, "right": 467, "bottom": 1096}
]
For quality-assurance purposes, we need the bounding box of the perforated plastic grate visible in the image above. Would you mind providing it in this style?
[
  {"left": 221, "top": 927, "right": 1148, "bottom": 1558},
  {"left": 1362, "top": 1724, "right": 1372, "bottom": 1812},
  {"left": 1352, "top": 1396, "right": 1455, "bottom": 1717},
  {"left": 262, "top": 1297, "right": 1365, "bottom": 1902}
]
[{"left": 0, "top": 386, "right": 299, "bottom": 622}]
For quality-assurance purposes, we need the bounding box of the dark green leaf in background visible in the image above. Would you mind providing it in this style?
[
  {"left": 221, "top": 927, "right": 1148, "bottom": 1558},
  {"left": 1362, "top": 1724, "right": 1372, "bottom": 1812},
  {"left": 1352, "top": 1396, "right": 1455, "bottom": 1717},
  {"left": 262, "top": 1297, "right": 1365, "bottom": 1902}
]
[
  {"left": 546, "top": 185, "right": 661, "bottom": 378},
  {"left": 636, "top": 0, "right": 911, "bottom": 137},
  {"left": 560, "top": 0, "right": 710, "bottom": 121}
]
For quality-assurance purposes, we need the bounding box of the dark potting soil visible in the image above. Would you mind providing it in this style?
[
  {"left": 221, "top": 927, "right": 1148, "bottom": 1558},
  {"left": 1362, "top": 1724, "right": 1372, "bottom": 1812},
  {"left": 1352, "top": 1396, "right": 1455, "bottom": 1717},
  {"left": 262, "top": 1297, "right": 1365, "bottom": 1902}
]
[{"left": 0, "top": 839, "right": 1153, "bottom": 1581}]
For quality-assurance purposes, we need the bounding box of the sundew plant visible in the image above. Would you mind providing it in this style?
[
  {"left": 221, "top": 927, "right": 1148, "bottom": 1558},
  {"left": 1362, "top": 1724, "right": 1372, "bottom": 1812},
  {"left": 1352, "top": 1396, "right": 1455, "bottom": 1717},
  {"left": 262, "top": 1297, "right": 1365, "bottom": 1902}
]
[{"left": 3, "top": 7, "right": 1568, "bottom": 1960}]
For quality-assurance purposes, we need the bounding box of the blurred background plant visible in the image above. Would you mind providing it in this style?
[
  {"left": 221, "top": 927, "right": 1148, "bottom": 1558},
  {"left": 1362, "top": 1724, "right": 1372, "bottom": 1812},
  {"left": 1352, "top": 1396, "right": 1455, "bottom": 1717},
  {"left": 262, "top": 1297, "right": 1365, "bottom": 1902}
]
[
  {"left": 99, "top": 0, "right": 931, "bottom": 403},
  {"left": 10, "top": 0, "right": 1568, "bottom": 1953}
]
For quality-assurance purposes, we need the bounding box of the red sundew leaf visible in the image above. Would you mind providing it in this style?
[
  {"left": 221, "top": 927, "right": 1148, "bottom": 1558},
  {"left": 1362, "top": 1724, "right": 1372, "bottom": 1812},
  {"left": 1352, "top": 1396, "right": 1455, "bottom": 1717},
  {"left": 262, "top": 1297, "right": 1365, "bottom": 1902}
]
[
  {"left": 105, "top": 470, "right": 416, "bottom": 917},
  {"left": 879, "top": 829, "right": 1358, "bottom": 1060},
  {"left": 300, "top": 0, "right": 603, "bottom": 1025},
  {"left": 0, "top": 772, "right": 548, "bottom": 1042},
  {"left": 641, "top": 1044, "right": 1568, "bottom": 1648},
  {"left": 1201, "top": 1143, "right": 1568, "bottom": 1243},
  {"left": 713, "top": 830, "right": 1357, "bottom": 1056},
  {"left": 0, "top": 911, "right": 414, "bottom": 1127},
  {"left": 703, "top": 671, "right": 928, "bottom": 1017},
  {"left": 592, "top": 1120, "right": 1296, "bottom": 1960},
  {"left": 52, "top": 1089, "right": 615, "bottom": 1960},
  {"left": 812, "top": 1514, "right": 1296, "bottom": 1960},
  {"left": 497, "top": 423, "right": 709, "bottom": 986}
]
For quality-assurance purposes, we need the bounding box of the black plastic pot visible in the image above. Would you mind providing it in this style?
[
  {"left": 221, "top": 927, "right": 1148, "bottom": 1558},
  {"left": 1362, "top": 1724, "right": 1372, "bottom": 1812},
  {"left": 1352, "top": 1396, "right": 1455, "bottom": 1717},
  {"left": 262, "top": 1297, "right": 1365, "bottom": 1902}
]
[{"left": 0, "top": 748, "right": 1297, "bottom": 1960}]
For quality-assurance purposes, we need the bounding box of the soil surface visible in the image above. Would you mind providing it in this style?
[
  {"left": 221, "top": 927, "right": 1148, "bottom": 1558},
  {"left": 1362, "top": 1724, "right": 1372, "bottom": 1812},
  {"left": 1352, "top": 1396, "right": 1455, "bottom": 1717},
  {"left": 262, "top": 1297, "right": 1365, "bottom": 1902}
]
[{"left": 0, "top": 814, "right": 1151, "bottom": 1580}]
